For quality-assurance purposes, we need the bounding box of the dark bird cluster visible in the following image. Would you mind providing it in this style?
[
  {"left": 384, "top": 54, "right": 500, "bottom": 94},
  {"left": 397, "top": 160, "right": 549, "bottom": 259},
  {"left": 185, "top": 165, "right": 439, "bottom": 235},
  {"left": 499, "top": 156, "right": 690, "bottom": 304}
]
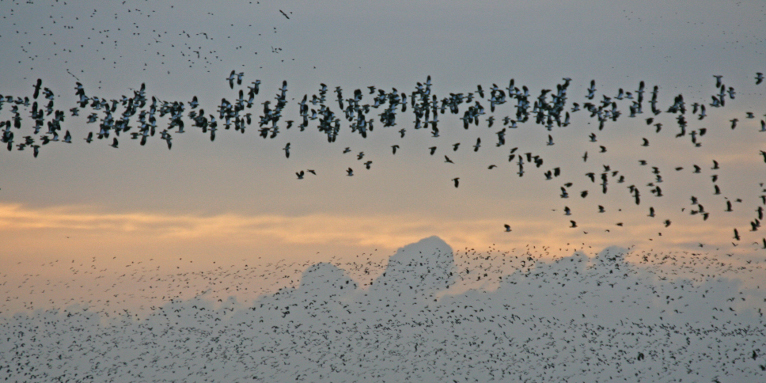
[{"left": 1, "top": 72, "right": 765, "bottom": 247}]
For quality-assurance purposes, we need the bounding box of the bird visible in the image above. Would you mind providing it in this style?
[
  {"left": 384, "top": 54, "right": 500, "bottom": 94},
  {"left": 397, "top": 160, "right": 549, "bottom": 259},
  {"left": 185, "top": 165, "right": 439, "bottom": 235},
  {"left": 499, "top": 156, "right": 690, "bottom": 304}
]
[
  {"left": 346, "top": 168, "right": 354, "bottom": 176},
  {"left": 756, "top": 72, "right": 764, "bottom": 85},
  {"left": 503, "top": 224, "right": 511, "bottom": 232},
  {"left": 111, "top": 138, "right": 118, "bottom": 148},
  {"left": 283, "top": 142, "right": 290, "bottom": 158},
  {"left": 32, "top": 79, "right": 42, "bottom": 99},
  {"left": 163, "top": 133, "right": 173, "bottom": 150},
  {"left": 444, "top": 155, "right": 454, "bottom": 164},
  {"left": 226, "top": 70, "right": 237, "bottom": 89},
  {"left": 713, "top": 75, "right": 723, "bottom": 88},
  {"left": 451, "top": 177, "right": 459, "bottom": 188},
  {"left": 391, "top": 145, "right": 399, "bottom": 155},
  {"left": 296, "top": 170, "right": 304, "bottom": 179},
  {"left": 586, "top": 80, "right": 596, "bottom": 99}
]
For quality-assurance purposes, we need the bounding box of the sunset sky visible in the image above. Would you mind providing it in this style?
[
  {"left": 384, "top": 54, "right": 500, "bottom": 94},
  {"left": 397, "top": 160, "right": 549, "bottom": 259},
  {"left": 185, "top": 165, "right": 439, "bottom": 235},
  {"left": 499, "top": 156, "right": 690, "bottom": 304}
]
[{"left": 1, "top": 0, "right": 765, "bottom": 314}]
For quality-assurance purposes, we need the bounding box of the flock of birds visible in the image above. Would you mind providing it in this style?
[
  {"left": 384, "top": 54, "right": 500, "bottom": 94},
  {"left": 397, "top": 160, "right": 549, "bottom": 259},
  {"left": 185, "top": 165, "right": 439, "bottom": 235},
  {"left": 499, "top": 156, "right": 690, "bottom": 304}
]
[
  {"left": 3, "top": 0, "right": 293, "bottom": 77},
  {"left": 1, "top": 236, "right": 765, "bottom": 382},
  {"left": 1, "top": 71, "right": 765, "bottom": 247},
  {"left": 3, "top": 2, "right": 766, "bottom": 381}
]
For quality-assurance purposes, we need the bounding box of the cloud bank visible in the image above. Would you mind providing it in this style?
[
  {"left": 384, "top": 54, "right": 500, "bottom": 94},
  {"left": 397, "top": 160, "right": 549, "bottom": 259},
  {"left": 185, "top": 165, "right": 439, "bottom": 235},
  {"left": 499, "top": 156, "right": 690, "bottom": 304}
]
[{"left": 2, "top": 236, "right": 765, "bottom": 382}]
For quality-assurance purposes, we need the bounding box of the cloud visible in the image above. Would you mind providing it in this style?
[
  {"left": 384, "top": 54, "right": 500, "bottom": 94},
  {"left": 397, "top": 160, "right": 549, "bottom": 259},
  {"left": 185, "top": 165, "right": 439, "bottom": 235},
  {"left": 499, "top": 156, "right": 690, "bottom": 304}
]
[
  {"left": 1, "top": 236, "right": 765, "bottom": 382},
  {"left": 1, "top": 202, "right": 757, "bottom": 267}
]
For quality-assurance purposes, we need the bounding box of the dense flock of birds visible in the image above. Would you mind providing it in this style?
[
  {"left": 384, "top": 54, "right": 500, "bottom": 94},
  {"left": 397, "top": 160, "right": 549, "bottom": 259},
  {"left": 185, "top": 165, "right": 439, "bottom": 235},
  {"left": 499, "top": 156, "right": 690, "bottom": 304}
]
[
  {"left": 1, "top": 72, "right": 765, "bottom": 246},
  {"left": 1, "top": 237, "right": 765, "bottom": 381},
  {"left": 3, "top": 2, "right": 766, "bottom": 381}
]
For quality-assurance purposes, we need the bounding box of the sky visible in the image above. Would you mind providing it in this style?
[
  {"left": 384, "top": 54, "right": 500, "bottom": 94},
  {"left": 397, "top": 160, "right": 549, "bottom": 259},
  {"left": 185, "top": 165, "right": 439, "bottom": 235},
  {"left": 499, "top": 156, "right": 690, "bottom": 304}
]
[
  {"left": 1, "top": 1, "right": 766, "bottom": 381},
  {"left": 1, "top": 0, "right": 766, "bottom": 316}
]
